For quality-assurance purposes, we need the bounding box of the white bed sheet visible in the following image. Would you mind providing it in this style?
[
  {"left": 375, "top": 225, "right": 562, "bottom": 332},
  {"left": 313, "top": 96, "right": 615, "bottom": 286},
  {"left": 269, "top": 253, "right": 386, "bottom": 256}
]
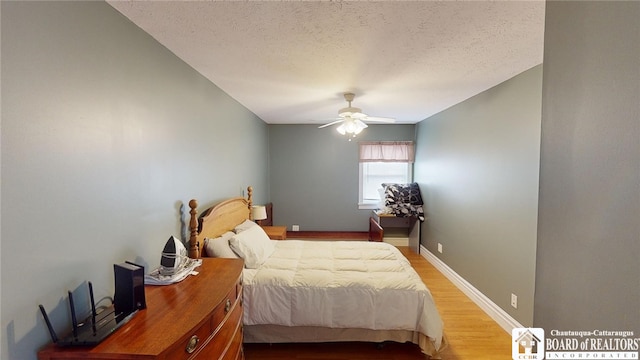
[{"left": 242, "top": 240, "right": 444, "bottom": 349}]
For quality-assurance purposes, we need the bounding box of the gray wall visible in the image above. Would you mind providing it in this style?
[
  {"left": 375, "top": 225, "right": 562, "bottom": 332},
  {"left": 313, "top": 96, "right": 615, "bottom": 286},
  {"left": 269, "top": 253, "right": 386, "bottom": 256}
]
[
  {"left": 269, "top": 124, "right": 415, "bottom": 231},
  {"left": 414, "top": 65, "right": 543, "bottom": 326},
  {"left": 1, "top": 2, "right": 268, "bottom": 359},
  {"left": 534, "top": 1, "right": 639, "bottom": 331}
]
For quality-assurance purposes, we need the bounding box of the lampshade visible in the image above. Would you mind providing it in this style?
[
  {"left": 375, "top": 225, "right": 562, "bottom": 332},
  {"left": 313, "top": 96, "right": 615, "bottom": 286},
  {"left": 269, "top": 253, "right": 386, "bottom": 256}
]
[{"left": 251, "top": 205, "right": 267, "bottom": 221}]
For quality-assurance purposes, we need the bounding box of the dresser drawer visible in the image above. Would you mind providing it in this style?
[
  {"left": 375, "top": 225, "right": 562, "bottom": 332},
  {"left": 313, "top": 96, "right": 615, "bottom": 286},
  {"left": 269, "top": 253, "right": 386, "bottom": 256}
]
[
  {"left": 221, "top": 322, "right": 244, "bottom": 360},
  {"left": 165, "top": 277, "right": 241, "bottom": 360},
  {"left": 211, "top": 279, "right": 241, "bottom": 329},
  {"left": 164, "top": 317, "right": 212, "bottom": 360},
  {"left": 192, "top": 298, "right": 243, "bottom": 360}
]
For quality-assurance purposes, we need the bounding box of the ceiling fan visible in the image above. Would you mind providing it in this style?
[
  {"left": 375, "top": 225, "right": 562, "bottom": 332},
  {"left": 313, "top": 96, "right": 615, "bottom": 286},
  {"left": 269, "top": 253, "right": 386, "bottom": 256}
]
[{"left": 318, "top": 93, "right": 395, "bottom": 137}]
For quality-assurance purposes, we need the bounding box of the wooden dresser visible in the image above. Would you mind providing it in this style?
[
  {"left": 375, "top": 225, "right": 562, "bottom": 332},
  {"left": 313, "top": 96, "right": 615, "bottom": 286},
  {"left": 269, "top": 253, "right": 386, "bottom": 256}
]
[{"left": 38, "top": 258, "right": 244, "bottom": 360}]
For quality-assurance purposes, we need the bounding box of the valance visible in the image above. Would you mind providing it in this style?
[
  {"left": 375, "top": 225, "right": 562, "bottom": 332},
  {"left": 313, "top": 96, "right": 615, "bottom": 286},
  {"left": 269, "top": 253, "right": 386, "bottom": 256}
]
[{"left": 359, "top": 141, "right": 415, "bottom": 163}]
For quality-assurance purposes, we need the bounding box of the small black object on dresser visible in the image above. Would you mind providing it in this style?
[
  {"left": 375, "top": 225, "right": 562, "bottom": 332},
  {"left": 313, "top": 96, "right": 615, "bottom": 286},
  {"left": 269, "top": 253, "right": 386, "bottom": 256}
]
[{"left": 114, "top": 261, "right": 146, "bottom": 321}]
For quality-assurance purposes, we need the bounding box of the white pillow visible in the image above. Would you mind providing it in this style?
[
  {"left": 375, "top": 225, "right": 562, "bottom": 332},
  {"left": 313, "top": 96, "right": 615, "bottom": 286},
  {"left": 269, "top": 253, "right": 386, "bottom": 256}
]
[
  {"left": 234, "top": 219, "right": 259, "bottom": 233},
  {"left": 203, "top": 232, "right": 238, "bottom": 258},
  {"left": 229, "top": 225, "right": 275, "bottom": 268}
]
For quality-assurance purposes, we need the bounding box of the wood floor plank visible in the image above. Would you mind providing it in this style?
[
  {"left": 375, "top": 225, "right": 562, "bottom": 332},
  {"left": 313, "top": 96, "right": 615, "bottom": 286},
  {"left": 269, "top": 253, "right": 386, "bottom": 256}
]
[{"left": 244, "top": 245, "right": 511, "bottom": 359}]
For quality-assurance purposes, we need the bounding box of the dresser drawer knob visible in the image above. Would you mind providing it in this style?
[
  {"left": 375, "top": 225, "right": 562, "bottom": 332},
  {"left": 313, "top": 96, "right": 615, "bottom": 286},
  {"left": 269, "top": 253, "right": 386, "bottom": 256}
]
[
  {"left": 186, "top": 335, "right": 199, "bottom": 354},
  {"left": 225, "top": 299, "right": 232, "bottom": 313}
]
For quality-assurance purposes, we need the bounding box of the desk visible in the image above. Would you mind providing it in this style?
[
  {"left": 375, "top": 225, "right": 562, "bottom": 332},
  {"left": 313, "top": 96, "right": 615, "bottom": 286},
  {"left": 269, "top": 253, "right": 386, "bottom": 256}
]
[
  {"left": 261, "top": 226, "right": 287, "bottom": 240},
  {"left": 369, "top": 212, "right": 420, "bottom": 253}
]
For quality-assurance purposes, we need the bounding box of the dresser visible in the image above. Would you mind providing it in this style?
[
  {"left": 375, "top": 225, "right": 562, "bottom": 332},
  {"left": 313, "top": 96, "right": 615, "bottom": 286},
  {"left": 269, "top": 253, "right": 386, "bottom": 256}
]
[{"left": 38, "top": 258, "right": 244, "bottom": 360}]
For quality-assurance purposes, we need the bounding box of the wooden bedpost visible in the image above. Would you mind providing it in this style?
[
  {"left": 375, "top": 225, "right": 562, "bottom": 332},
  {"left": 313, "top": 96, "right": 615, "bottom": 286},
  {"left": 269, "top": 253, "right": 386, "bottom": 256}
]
[
  {"left": 247, "top": 186, "right": 253, "bottom": 220},
  {"left": 188, "top": 199, "right": 200, "bottom": 259}
]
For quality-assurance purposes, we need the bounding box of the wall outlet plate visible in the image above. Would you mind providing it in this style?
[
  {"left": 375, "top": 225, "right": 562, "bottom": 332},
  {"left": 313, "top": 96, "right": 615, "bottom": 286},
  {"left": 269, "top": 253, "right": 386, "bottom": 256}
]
[
  {"left": 511, "top": 293, "right": 518, "bottom": 309},
  {"left": 437, "top": 243, "right": 443, "bottom": 253}
]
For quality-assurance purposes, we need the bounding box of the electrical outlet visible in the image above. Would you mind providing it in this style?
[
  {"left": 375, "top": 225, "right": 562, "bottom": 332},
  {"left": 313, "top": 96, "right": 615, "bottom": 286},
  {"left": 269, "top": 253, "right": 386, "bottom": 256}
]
[
  {"left": 437, "top": 243, "right": 443, "bottom": 253},
  {"left": 511, "top": 293, "right": 518, "bottom": 309},
  {"left": 292, "top": 225, "right": 300, "bottom": 231}
]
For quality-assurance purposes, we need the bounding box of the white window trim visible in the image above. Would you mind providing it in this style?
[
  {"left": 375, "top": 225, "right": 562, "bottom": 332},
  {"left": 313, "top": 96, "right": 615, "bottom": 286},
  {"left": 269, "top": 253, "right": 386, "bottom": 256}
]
[
  {"left": 358, "top": 163, "right": 377, "bottom": 209},
  {"left": 358, "top": 162, "right": 413, "bottom": 210}
]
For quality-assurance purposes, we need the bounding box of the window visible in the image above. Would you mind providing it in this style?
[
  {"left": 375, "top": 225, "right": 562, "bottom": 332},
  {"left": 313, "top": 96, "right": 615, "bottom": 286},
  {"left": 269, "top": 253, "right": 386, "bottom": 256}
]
[
  {"left": 358, "top": 141, "right": 414, "bottom": 209},
  {"left": 359, "top": 162, "right": 412, "bottom": 209}
]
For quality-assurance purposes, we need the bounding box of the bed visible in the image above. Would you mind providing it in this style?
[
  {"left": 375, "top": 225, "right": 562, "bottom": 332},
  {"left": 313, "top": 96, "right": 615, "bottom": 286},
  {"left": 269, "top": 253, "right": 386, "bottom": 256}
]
[{"left": 187, "top": 187, "right": 445, "bottom": 358}]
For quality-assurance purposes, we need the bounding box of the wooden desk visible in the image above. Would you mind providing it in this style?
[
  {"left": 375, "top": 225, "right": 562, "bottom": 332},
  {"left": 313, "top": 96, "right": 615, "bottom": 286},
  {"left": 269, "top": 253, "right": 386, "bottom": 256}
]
[
  {"left": 38, "top": 258, "right": 244, "bottom": 360},
  {"left": 261, "top": 226, "right": 287, "bottom": 240},
  {"left": 370, "top": 212, "right": 421, "bottom": 253}
]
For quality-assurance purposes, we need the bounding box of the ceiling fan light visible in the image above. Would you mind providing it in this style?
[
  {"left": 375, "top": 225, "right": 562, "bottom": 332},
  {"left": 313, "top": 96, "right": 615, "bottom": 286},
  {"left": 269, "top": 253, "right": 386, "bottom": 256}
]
[
  {"left": 355, "top": 119, "right": 368, "bottom": 130},
  {"left": 323, "top": 93, "right": 379, "bottom": 138},
  {"left": 344, "top": 120, "right": 358, "bottom": 133}
]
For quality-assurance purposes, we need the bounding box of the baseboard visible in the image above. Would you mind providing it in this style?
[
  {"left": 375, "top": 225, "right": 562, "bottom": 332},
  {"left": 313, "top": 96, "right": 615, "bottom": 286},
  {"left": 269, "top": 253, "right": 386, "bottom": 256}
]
[{"left": 419, "top": 245, "right": 523, "bottom": 334}]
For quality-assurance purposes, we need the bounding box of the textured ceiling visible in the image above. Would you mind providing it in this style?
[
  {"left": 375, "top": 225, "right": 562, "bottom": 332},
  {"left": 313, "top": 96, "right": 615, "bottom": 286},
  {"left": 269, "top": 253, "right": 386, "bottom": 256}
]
[{"left": 107, "top": 1, "right": 545, "bottom": 125}]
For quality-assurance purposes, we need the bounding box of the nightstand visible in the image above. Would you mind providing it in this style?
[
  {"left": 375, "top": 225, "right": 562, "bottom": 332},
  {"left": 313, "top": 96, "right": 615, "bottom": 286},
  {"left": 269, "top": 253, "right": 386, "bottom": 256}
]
[{"left": 261, "top": 226, "right": 287, "bottom": 240}]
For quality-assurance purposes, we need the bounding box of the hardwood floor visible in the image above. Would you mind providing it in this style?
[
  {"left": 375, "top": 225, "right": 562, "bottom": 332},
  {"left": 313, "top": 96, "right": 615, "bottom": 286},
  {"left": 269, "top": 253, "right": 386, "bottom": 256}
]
[
  {"left": 398, "top": 247, "right": 512, "bottom": 359},
  {"left": 244, "top": 246, "right": 511, "bottom": 360}
]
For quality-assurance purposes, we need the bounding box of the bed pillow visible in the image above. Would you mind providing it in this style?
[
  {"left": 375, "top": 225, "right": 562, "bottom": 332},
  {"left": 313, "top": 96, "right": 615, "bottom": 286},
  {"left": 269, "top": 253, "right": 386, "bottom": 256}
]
[
  {"left": 229, "top": 225, "right": 275, "bottom": 268},
  {"left": 203, "top": 231, "right": 239, "bottom": 258},
  {"left": 382, "top": 182, "right": 426, "bottom": 221},
  {"left": 383, "top": 182, "right": 424, "bottom": 205},
  {"left": 234, "top": 219, "right": 259, "bottom": 233}
]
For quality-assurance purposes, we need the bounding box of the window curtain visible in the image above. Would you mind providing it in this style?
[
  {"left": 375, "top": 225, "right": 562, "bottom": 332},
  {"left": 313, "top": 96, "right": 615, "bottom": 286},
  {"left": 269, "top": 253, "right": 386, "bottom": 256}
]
[{"left": 359, "top": 141, "right": 415, "bottom": 163}]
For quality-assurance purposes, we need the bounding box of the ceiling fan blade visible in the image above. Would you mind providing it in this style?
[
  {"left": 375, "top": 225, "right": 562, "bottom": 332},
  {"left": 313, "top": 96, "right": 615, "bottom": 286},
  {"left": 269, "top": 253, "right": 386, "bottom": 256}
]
[
  {"left": 363, "top": 116, "right": 396, "bottom": 123},
  {"left": 318, "top": 119, "right": 344, "bottom": 129},
  {"left": 355, "top": 119, "right": 368, "bottom": 130}
]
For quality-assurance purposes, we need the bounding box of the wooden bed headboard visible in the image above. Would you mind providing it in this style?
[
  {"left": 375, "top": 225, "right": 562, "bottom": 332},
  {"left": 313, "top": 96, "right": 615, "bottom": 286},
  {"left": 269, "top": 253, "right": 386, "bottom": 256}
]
[{"left": 188, "top": 186, "right": 253, "bottom": 258}]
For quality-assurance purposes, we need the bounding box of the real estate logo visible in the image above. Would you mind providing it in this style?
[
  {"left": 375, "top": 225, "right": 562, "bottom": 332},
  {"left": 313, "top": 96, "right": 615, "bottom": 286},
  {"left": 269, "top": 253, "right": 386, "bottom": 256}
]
[{"left": 513, "top": 328, "right": 545, "bottom": 360}]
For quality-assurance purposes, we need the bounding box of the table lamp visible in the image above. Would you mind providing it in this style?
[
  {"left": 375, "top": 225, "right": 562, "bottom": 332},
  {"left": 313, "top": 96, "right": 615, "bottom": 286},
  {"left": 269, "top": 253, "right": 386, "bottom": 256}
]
[{"left": 251, "top": 205, "right": 267, "bottom": 222}]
